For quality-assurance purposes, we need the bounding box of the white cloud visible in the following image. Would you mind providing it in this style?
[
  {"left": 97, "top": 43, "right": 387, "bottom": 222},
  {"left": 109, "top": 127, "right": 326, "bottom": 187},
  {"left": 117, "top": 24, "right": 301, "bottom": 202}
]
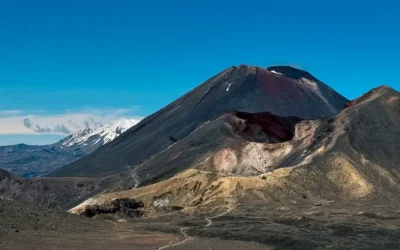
[
  {"left": 0, "top": 110, "right": 24, "bottom": 117},
  {"left": 0, "top": 108, "right": 143, "bottom": 135}
]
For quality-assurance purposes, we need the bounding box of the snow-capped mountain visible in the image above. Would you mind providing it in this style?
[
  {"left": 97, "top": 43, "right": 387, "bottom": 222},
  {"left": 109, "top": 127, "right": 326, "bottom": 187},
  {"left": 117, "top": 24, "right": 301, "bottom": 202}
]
[
  {"left": 0, "top": 118, "right": 139, "bottom": 177},
  {"left": 59, "top": 118, "right": 138, "bottom": 151}
]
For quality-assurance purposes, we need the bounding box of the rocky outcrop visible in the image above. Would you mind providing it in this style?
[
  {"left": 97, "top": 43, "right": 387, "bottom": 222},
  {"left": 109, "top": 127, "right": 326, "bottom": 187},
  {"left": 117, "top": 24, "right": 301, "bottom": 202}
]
[
  {"left": 80, "top": 198, "right": 144, "bottom": 218},
  {"left": 228, "top": 111, "right": 301, "bottom": 142}
]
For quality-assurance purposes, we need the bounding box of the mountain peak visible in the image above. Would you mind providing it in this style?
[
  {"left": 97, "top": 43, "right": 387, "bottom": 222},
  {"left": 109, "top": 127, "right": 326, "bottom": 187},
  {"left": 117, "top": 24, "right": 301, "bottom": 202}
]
[
  {"left": 106, "top": 118, "right": 137, "bottom": 132},
  {"left": 344, "top": 85, "right": 399, "bottom": 108},
  {"left": 59, "top": 118, "right": 139, "bottom": 150},
  {"left": 267, "top": 65, "right": 319, "bottom": 82}
]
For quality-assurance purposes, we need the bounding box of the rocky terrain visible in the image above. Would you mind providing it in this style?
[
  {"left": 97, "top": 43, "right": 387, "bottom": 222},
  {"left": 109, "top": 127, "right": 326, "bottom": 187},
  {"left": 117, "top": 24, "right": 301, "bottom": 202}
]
[
  {"left": 1, "top": 65, "right": 399, "bottom": 249},
  {"left": 0, "top": 197, "right": 267, "bottom": 249},
  {"left": 71, "top": 85, "right": 400, "bottom": 214},
  {"left": 138, "top": 200, "right": 400, "bottom": 249},
  {"left": 0, "top": 118, "right": 138, "bottom": 177},
  {"left": 69, "top": 85, "right": 400, "bottom": 249}
]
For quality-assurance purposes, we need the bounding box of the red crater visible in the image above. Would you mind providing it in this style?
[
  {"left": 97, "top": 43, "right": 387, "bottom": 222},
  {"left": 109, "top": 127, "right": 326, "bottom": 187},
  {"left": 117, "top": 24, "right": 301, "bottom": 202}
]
[{"left": 229, "top": 110, "right": 301, "bottom": 142}]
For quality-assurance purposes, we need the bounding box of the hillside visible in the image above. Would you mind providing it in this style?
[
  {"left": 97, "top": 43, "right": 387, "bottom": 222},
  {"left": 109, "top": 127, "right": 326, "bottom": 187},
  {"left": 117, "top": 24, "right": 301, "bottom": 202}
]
[
  {"left": 65, "top": 86, "right": 400, "bottom": 249},
  {"left": 72, "top": 86, "right": 400, "bottom": 216}
]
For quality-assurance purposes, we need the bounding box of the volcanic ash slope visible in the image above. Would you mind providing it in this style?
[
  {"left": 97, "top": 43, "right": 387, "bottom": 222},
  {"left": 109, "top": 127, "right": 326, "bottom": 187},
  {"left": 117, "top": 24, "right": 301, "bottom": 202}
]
[{"left": 71, "top": 86, "right": 400, "bottom": 217}]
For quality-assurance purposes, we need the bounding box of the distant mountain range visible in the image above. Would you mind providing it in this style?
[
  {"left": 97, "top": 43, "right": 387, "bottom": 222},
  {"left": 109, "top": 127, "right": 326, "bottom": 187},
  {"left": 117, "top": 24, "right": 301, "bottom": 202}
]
[{"left": 0, "top": 118, "right": 138, "bottom": 177}]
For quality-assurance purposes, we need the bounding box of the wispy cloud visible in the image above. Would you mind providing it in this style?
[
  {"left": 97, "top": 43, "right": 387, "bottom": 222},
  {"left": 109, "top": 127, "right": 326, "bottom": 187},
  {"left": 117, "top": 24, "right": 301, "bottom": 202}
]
[
  {"left": 0, "top": 107, "right": 143, "bottom": 135},
  {"left": 0, "top": 110, "right": 24, "bottom": 117}
]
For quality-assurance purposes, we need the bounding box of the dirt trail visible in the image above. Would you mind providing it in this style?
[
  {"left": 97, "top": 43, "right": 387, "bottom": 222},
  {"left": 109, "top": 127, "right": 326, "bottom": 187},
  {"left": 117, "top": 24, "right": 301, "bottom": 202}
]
[
  {"left": 205, "top": 206, "right": 234, "bottom": 227},
  {"left": 158, "top": 227, "right": 193, "bottom": 249},
  {"left": 158, "top": 206, "right": 234, "bottom": 249}
]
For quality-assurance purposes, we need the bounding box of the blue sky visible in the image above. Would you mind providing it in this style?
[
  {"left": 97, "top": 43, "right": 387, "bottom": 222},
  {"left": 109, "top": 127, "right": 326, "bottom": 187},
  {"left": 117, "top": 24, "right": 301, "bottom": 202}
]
[{"left": 0, "top": 0, "right": 399, "bottom": 145}]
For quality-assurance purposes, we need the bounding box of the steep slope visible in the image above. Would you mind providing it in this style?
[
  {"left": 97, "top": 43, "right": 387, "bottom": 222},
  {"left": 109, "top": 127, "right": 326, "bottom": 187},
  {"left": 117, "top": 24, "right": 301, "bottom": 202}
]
[
  {"left": 111, "top": 111, "right": 303, "bottom": 189},
  {"left": 0, "top": 118, "right": 138, "bottom": 177},
  {"left": 51, "top": 65, "right": 348, "bottom": 177},
  {"left": 71, "top": 86, "right": 400, "bottom": 217}
]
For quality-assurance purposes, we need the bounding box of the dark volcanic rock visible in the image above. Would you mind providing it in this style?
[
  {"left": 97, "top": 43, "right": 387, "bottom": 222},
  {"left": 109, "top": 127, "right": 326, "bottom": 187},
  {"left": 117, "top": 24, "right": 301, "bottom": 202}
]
[
  {"left": 229, "top": 111, "right": 301, "bottom": 142},
  {"left": 267, "top": 65, "right": 319, "bottom": 81},
  {"left": 50, "top": 65, "right": 348, "bottom": 178},
  {"left": 81, "top": 198, "right": 144, "bottom": 218}
]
